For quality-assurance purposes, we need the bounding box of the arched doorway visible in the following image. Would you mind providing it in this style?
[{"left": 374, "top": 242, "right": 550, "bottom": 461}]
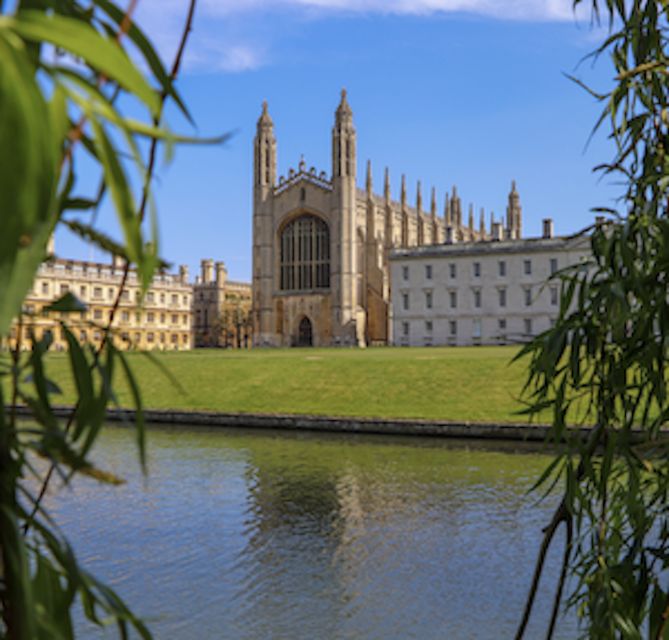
[{"left": 297, "top": 316, "right": 313, "bottom": 347}]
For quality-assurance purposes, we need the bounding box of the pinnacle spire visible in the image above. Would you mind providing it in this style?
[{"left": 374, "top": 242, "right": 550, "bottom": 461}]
[
  {"left": 384, "top": 167, "right": 390, "bottom": 201},
  {"left": 430, "top": 187, "right": 437, "bottom": 218},
  {"left": 332, "top": 89, "right": 355, "bottom": 178},
  {"left": 416, "top": 180, "right": 422, "bottom": 214},
  {"left": 401, "top": 174, "right": 407, "bottom": 207},
  {"left": 366, "top": 159, "right": 372, "bottom": 194},
  {"left": 254, "top": 99, "right": 276, "bottom": 189},
  {"left": 336, "top": 87, "right": 352, "bottom": 117},
  {"left": 507, "top": 179, "right": 522, "bottom": 239},
  {"left": 257, "top": 100, "right": 273, "bottom": 128},
  {"left": 444, "top": 191, "right": 451, "bottom": 225}
]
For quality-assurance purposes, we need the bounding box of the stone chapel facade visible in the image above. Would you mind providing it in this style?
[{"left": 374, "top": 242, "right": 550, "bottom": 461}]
[{"left": 252, "top": 90, "right": 522, "bottom": 347}]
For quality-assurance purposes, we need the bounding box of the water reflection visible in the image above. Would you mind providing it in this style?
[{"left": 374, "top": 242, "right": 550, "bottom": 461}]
[{"left": 46, "top": 426, "right": 576, "bottom": 639}]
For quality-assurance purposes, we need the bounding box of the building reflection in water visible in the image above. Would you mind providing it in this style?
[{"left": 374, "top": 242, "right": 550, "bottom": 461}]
[{"left": 227, "top": 433, "right": 567, "bottom": 640}]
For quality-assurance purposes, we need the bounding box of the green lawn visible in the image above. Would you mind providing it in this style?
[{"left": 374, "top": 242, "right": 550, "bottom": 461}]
[{"left": 28, "top": 346, "right": 537, "bottom": 423}]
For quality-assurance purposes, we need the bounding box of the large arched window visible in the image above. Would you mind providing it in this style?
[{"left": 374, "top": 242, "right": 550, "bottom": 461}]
[{"left": 280, "top": 215, "right": 330, "bottom": 291}]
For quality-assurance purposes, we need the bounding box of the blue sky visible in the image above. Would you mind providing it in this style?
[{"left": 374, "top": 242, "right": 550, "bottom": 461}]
[{"left": 57, "top": 0, "right": 618, "bottom": 282}]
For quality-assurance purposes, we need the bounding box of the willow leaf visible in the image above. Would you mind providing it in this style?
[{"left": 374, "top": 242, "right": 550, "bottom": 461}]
[
  {"left": 89, "top": 117, "right": 143, "bottom": 268},
  {"left": 0, "top": 29, "right": 57, "bottom": 336},
  {"left": 5, "top": 11, "right": 160, "bottom": 115}
]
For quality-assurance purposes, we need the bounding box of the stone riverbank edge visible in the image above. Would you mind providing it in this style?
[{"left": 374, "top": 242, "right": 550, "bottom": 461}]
[{"left": 13, "top": 405, "right": 601, "bottom": 443}]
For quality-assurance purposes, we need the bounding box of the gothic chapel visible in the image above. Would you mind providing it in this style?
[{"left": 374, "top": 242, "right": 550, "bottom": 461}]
[{"left": 252, "top": 90, "right": 522, "bottom": 347}]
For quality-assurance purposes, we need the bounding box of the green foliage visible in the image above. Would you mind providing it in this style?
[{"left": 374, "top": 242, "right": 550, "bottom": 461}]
[
  {"left": 0, "top": 0, "right": 217, "bottom": 637},
  {"left": 0, "top": 24, "right": 58, "bottom": 339},
  {"left": 517, "top": 1, "right": 669, "bottom": 637}
]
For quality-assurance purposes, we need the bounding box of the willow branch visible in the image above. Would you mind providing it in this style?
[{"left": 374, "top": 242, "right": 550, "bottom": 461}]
[
  {"left": 546, "top": 513, "right": 573, "bottom": 640},
  {"left": 23, "top": 0, "right": 139, "bottom": 534},
  {"left": 9, "top": 314, "right": 23, "bottom": 436},
  {"left": 62, "top": 1, "right": 139, "bottom": 169},
  {"left": 516, "top": 423, "right": 605, "bottom": 639},
  {"left": 138, "top": 0, "right": 196, "bottom": 216},
  {"left": 101, "top": 0, "right": 197, "bottom": 346},
  {"left": 23, "top": 0, "right": 198, "bottom": 535},
  {"left": 515, "top": 499, "right": 570, "bottom": 640},
  {"left": 654, "top": 563, "right": 669, "bottom": 640}
]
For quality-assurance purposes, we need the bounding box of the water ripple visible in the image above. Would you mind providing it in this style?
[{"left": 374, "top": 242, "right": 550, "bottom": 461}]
[{"left": 43, "top": 426, "right": 576, "bottom": 639}]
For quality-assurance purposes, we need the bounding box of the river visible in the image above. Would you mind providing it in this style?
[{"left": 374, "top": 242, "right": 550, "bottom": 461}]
[{"left": 46, "top": 425, "right": 578, "bottom": 639}]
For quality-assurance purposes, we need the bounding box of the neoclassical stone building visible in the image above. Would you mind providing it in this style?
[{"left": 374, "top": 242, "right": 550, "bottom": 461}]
[
  {"left": 252, "top": 90, "right": 522, "bottom": 347},
  {"left": 9, "top": 251, "right": 193, "bottom": 352},
  {"left": 6, "top": 238, "right": 253, "bottom": 353},
  {"left": 389, "top": 221, "right": 591, "bottom": 347}
]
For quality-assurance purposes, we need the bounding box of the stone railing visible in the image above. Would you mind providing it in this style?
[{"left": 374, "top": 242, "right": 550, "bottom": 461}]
[
  {"left": 274, "top": 167, "right": 333, "bottom": 195},
  {"left": 38, "top": 260, "right": 189, "bottom": 288}
]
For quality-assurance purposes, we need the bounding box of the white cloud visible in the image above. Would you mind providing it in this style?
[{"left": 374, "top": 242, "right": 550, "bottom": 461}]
[
  {"left": 185, "top": 42, "right": 265, "bottom": 73},
  {"left": 198, "top": 0, "right": 583, "bottom": 21},
  {"left": 134, "top": 0, "right": 588, "bottom": 74},
  {"left": 135, "top": 2, "right": 266, "bottom": 73}
]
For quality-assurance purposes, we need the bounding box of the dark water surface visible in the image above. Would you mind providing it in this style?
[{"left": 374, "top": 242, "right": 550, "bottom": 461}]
[{"left": 46, "top": 425, "right": 577, "bottom": 639}]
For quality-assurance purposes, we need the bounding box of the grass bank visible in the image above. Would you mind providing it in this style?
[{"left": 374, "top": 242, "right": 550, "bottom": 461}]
[{"left": 31, "top": 346, "right": 535, "bottom": 423}]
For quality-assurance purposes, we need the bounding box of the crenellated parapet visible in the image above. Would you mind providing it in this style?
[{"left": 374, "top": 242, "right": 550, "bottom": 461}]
[{"left": 274, "top": 157, "right": 333, "bottom": 195}]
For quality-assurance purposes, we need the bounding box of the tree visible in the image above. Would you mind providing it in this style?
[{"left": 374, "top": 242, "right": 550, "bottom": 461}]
[
  {"left": 215, "top": 301, "right": 252, "bottom": 348},
  {"left": 0, "top": 1, "right": 221, "bottom": 637},
  {"left": 517, "top": 1, "right": 669, "bottom": 638}
]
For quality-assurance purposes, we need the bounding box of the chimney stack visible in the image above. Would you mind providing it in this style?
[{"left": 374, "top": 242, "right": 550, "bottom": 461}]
[
  {"left": 215, "top": 261, "right": 227, "bottom": 286},
  {"left": 201, "top": 259, "right": 214, "bottom": 284},
  {"left": 542, "top": 218, "right": 554, "bottom": 239},
  {"left": 111, "top": 253, "right": 124, "bottom": 271}
]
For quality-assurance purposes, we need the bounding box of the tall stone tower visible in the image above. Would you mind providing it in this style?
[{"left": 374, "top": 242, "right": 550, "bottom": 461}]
[
  {"left": 252, "top": 101, "right": 276, "bottom": 344},
  {"left": 331, "top": 89, "right": 362, "bottom": 345}
]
